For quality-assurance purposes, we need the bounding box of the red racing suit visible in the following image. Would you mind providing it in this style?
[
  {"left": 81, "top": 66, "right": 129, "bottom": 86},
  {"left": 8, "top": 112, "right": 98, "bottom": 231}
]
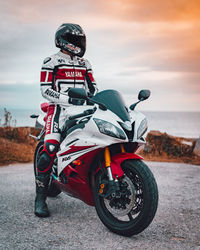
[{"left": 38, "top": 51, "right": 98, "bottom": 173}]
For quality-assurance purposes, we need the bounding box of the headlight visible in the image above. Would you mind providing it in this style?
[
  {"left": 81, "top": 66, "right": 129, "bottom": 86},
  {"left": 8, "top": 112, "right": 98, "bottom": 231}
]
[
  {"left": 137, "top": 118, "right": 148, "bottom": 139},
  {"left": 94, "top": 118, "right": 126, "bottom": 139},
  {"left": 119, "top": 120, "right": 132, "bottom": 131}
]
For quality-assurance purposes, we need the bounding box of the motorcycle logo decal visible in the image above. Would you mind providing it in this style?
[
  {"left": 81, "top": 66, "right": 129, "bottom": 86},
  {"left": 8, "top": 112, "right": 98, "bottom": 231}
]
[
  {"left": 45, "top": 89, "right": 60, "bottom": 99},
  {"left": 58, "top": 59, "right": 65, "bottom": 63},
  {"left": 46, "top": 114, "right": 53, "bottom": 134},
  {"left": 62, "top": 156, "right": 71, "bottom": 162},
  {"left": 65, "top": 71, "right": 83, "bottom": 78},
  {"left": 53, "top": 121, "right": 59, "bottom": 133}
]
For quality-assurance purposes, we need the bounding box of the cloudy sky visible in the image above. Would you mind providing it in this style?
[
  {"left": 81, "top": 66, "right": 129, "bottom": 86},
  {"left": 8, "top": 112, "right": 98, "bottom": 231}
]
[{"left": 0, "top": 0, "right": 200, "bottom": 111}]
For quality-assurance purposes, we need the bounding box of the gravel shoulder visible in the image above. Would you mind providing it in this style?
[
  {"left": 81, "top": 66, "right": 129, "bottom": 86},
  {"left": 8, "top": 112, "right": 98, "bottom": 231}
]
[{"left": 0, "top": 162, "right": 200, "bottom": 250}]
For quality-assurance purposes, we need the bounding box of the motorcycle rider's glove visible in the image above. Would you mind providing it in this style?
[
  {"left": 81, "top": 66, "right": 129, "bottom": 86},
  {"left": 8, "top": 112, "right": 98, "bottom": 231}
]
[
  {"left": 86, "top": 92, "right": 95, "bottom": 105},
  {"left": 69, "top": 98, "right": 85, "bottom": 106},
  {"left": 87, "top": 92, "right": 94, "bottom": 98}
]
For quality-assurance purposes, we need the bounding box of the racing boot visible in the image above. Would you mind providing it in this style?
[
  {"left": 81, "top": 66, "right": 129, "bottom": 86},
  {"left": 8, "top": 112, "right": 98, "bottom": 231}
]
[{"left": 34, "top": 173, "right": 50, "bottom": 217}]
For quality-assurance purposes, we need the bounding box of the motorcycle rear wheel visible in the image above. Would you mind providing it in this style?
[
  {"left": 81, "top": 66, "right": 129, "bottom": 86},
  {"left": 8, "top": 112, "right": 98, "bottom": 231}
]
[
  {"left": 34, "top": 140, "right": 61, "bottom": 198},
  {"left": 93, "top": 159, "right": 158, "bottom": 236}
]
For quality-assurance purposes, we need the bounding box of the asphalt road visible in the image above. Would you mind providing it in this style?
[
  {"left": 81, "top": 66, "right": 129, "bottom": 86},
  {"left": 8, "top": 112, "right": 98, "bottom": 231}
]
[{"left": 0, "top": 161, "right": 200, "bottom": 250}]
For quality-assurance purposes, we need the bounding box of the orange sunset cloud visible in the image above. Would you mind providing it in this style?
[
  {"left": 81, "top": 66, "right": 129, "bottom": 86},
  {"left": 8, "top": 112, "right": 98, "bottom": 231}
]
[{"left": 0, "top": 0, "right": 200, "bottom": 111}]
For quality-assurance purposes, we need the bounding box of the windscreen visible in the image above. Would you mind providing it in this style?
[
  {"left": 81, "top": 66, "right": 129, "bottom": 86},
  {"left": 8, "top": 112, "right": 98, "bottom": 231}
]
[{"left": 92, "top": 90, "right": 130, "bottom": 122}]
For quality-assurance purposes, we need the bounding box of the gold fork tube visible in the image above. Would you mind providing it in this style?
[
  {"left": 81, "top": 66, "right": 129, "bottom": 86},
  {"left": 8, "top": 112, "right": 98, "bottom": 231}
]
[
  {"left": 104, "top": 147, "right": 113, "bottom": 181},
  {"left": 105, "top": 147, "right": 111, "bottom": 167}
]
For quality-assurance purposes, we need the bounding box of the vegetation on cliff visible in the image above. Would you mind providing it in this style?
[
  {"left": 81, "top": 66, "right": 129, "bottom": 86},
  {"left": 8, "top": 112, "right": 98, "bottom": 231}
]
[
  {"left": 140, "top": 131, "right": 200, "bottom": 165},
  {"left": 0, "top": 127, "right": 39, "bottom": 165},
  {"left": 0, "top": 127, "right": 199, "bottom": 166}
]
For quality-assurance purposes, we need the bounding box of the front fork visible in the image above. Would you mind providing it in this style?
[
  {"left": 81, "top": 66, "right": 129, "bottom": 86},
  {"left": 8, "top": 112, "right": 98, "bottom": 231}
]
[
  {"left": 105, "top": 147, "right": 114, "bottom": 181},
  {"left": 99, "top": 145, "right": 125, "bottom": 198}
]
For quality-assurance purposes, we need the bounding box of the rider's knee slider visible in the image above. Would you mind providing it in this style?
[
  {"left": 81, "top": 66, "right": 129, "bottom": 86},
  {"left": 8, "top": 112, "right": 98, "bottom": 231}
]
[{"left": 45, "top": 141, "right": 59, "bottom": 155}]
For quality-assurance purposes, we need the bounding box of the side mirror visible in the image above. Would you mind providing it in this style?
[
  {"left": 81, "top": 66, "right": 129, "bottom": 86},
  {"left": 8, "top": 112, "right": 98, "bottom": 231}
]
[
  {"left": 129, "top": 89, "right": 151, "bottom": 110},
  {"left": 68, "top": 88, "right": 88, "bottom": 100},
  {"left": 138, "top": 89, "right": 151, "bottom": 101}
]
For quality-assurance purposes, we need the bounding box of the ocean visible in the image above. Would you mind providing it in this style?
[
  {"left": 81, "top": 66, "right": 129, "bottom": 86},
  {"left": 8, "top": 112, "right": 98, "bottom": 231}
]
[
  {"left": 0, "top": 108, "right": 199, "bottom": 139},
  {"left": 143, "top": 111, "right": 200, "bottom": 139}
]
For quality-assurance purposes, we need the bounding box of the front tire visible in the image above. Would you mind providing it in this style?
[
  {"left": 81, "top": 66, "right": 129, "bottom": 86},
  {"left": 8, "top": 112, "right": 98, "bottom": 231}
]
[
  {"left": 34, "top": 140, "right": 61, "bottom": 198},
  {"left": 93, "top": 159, "right": 158, "bottom": 236}
]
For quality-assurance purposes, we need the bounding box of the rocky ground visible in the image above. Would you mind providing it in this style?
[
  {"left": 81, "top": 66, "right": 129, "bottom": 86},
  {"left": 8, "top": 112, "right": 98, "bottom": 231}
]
[
  {"left": 0, "top": 162, "right": 200, "bottom": 249},
  {"left": 0, "top": 127, "right": 199, "bottom": 249}
]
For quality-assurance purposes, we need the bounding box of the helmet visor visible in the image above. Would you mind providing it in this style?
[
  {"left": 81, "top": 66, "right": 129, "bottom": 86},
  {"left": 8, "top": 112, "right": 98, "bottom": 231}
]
[{"left": 61, "top": 33, "right": 86, "bottom": 49}]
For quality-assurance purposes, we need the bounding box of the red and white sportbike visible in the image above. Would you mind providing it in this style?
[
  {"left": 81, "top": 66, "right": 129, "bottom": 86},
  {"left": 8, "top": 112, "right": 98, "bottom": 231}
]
[{"left": 31, "top": 88, "right": 158, "bottom": 236}]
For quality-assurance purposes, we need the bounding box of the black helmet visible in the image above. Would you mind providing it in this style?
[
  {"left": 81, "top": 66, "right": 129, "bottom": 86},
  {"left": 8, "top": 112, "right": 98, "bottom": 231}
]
[{"left": 55, "top": 23, "right": 86, "bottom": 57}]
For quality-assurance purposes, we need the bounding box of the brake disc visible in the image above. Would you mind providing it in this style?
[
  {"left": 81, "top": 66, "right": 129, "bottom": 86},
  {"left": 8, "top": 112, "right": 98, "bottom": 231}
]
[{"left": 104, "top": 176, "right": 136, "bottom": 217}]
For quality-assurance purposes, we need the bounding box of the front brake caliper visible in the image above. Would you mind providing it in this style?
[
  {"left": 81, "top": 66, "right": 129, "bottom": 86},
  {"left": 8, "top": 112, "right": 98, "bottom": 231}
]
[
  {"left": 98, "top": 180, "right": 108, "bottom": 197},
  {"left": 99, "top": 178, "right": 121, "bottom": 199}
]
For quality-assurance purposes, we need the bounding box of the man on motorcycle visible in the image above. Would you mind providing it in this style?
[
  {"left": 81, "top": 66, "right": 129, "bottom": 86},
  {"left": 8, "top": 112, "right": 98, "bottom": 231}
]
[{"left": 35, "top": 23, "right": 98, "bottom": 217}]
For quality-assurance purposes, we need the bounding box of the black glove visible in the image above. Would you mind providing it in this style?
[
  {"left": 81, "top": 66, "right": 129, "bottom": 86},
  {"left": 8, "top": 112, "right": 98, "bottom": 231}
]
[
  {"left": 69, "top": 98, "right": 85, "bottom": 106},
  {"left": 88, "top": 92, "right": 94, "bottom": 98}
]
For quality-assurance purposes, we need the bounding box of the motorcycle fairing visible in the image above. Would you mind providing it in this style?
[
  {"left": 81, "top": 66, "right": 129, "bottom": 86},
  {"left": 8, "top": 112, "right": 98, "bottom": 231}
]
[
  {"left": 57, "top": 142, "right": 100, "bottom": 176},
  {"left": 129, "top": 110, "right": 147, "bottom": 143},
  {"left": 54, "top": 148, "right": 101, "bottom": 206},
  {"left": 59, "top": 144, "right": 96, "bottom": 156},
  {"left": 57, "top": 111, "right": 129, "bottom": 176},
  {"left": 110, "top": 152, "right": 143, "bottom": 179}
]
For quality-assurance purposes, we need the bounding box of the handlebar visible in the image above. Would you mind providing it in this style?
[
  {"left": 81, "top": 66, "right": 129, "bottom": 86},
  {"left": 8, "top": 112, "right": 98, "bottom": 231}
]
[
  {"left": 30, "top": 114, "right": 39, "bottom": 119},
  {"left": 68, "top": 107, "right": 97, "bottom": 120}
]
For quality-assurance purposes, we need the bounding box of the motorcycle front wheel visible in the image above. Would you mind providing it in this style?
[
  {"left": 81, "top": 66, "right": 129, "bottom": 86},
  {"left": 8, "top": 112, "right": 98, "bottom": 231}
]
[{"left": 93, "top": 159, "right": 158, "bottom": 236}]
